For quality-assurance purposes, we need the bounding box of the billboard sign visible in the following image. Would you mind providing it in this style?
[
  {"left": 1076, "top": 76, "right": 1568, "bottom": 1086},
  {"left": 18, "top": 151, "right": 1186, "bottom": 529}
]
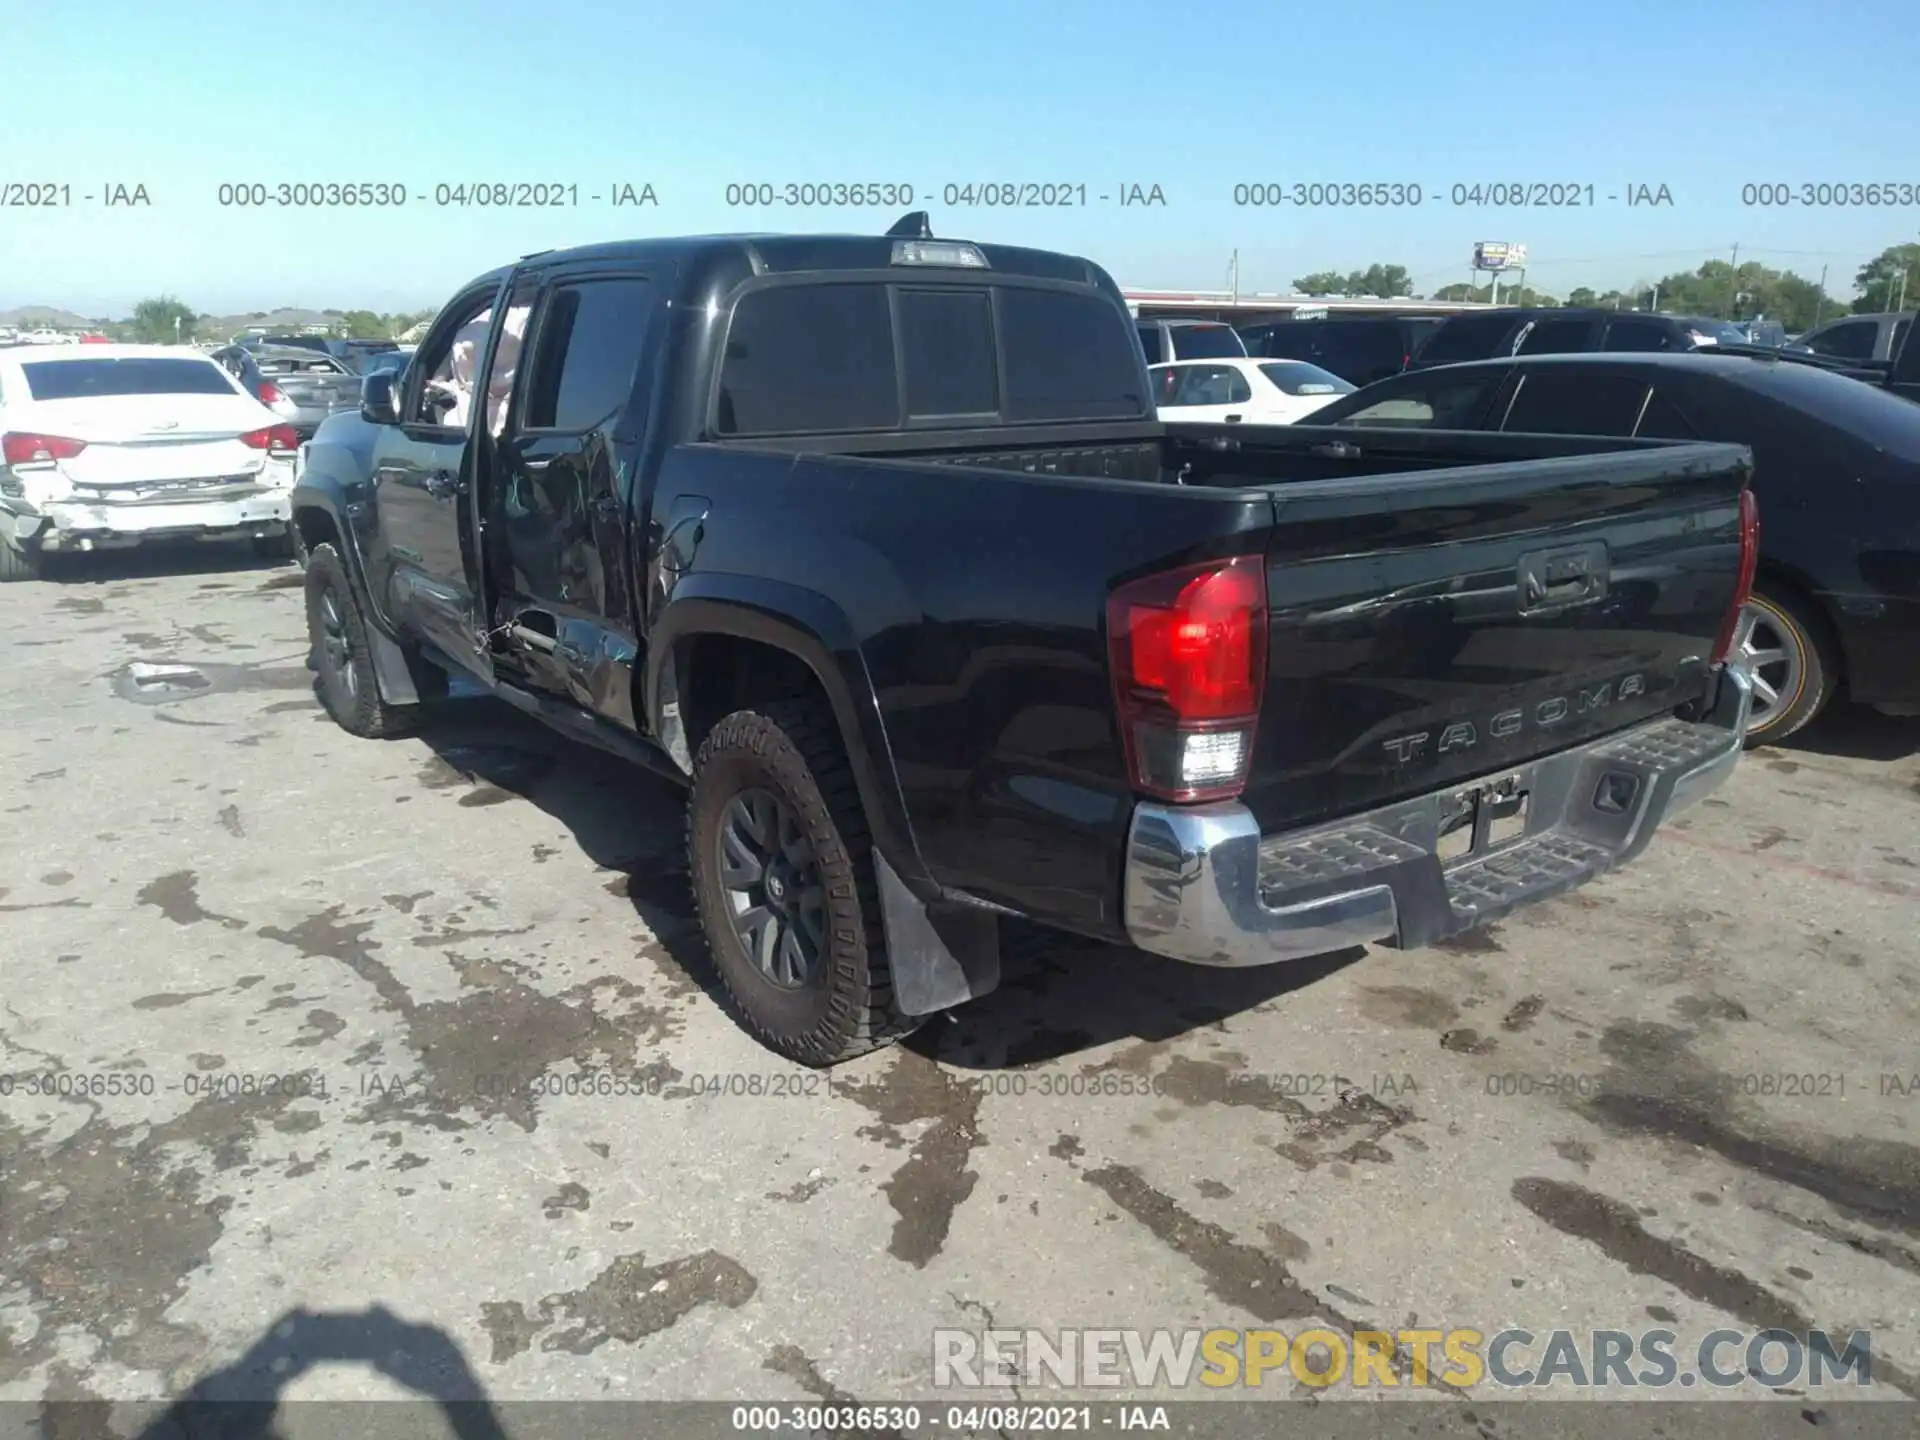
[{"left": 1474, "top": 242, "right": 1526, "bottom": 271}]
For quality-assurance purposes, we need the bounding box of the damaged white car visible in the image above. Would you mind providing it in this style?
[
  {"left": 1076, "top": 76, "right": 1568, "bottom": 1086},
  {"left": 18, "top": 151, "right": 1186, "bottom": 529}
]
[{"left": 0, "top": 344, "right": 299, "bottom": 581}]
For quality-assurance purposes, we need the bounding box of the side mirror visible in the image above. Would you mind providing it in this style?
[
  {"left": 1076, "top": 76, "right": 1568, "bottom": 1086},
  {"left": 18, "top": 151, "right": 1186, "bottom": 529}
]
[{"left": 361, "top": 371, "right": 400, "bottom": 425}]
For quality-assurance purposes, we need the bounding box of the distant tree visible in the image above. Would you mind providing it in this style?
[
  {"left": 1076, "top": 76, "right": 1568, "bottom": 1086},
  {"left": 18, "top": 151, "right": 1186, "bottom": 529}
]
[
  {"left": 128, "top": 295, "right": 198, "bottom": 343},
  {"left": 1427, "top": 281, "right": 1558, "bottom": 306},
  {"left": 1293, "top": 263, "right": 1414, "bottom": 297},
  {"left": 337, "top": 309, "right": 391, "bottom": 339},
  {"left": 1565, "top": 287, "right": 1599, "bottom": 308},
  {"left": 1851, "top": 243, "right": 1920, "bottom": 313},
  {"left": 1640, "top": 259, "right": 1833, "bottom": 330},
  {"left": 1292, "top": 270, "right": 1349, "bottom": 294}
]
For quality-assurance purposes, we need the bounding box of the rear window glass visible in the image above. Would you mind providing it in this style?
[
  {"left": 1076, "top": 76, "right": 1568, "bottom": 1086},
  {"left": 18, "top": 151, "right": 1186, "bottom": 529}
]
[
  {"left": 1418, "top": 315, "right": 1521, "bottom": 364},
  {"left": 901, "top": 290, "right": 999, "bottom": 419},
  {"left": 717, "top": 283, "right": 1143, "bottom": 435},
  {"left": 994, "top": 288, "right": 1146, "bottom": 421},
  {"left": 1516, "top": 319, "right": 1597, "bottom": 355},
  {"left": 20, "top": 357, "right": 237, "bottom": 400},
  {"left": 717, "top": 284, "right": 899, "bottom": 434},
  {"left": 1259, "top": 361, "right": 1353, "bottom": 396},
  {"left": 1168, "top": 325, "right": 1246, "bottom": 360}
]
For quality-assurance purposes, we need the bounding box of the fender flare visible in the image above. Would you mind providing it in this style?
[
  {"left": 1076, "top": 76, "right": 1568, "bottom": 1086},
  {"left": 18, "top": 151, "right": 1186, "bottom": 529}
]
[
  {"left": 646, "top": 573, "right": 928, "bottom": 892},
  {"left": 648, "top": 576, "right": 999, "bottom": 1015},
  {"left": 290, "top": 474, "right": 426, "bottom": 707}
]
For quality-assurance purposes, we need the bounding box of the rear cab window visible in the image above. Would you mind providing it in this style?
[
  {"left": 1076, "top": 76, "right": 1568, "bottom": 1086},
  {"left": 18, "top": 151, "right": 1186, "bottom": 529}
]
[
  {"left": 1328, "top": 373, "right": 1503, "bottom": 428},
  {"left": 18, "top": 357, "right": 239, "bottom": 399},
  {"left": 1501, "top": 372, "right": 1651, "bottom": 434},
  {"left": 1168, "top": 325, "right": 1246, "bottom": 360},
  {"left": 1418, "top": 315, "right": 1522, "bottom": 365},
  {"left": 716, "top": 281, "right": 1146, "bottom": 435}
]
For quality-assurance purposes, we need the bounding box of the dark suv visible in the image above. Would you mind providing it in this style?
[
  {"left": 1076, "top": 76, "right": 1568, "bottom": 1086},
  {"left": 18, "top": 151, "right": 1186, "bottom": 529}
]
[
  {"left": 1410, "top": 309, "right": 1749, "bottom": 369},
  {"left": 1135, "top": 317, "right": 1247, "bottom": 364},
  {"left": 1237, "top": 316, "right": 1443, "bottom": 387}
]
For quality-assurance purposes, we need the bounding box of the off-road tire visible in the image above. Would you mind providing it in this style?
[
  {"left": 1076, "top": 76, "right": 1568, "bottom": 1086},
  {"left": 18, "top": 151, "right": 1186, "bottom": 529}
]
[
  {"left": 304, "top": 542, "right": 424, "bottom": 738},
  {"left": 687, "top": 699, "right": 920, "bottom": 1066},
  {"left": 0, "top": 536, "right": 44, "bottom": 582},
  {"left": 1741, "top": 583, "right": 1837, "bottom": 747}
]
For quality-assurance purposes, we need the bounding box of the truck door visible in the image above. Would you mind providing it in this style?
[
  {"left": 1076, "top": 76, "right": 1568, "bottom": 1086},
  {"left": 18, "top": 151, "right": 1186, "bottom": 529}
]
[
  {"left": 363, "top": 280, "right": 505, "bottom": 681},
  {"left": 490, "top": 271, "right": 658, "bottom": 716}
]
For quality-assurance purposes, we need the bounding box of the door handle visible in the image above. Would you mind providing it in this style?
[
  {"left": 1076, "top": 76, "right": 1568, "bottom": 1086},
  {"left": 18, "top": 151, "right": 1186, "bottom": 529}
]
[{"left": 423, "top": 469, "right": 459, "bottom": 498}]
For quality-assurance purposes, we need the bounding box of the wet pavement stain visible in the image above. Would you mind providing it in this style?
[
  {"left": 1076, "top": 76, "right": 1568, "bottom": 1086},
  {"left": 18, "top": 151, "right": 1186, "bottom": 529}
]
[
  {"left": 1439, "top": 1027, "right": 1498, "bottom": 1055},
  {"left": 57, "top": 597, "right": 106, "bottom": 615},
  {"left": 1359, "top": 986, "right": 1459, "bottom": 1030},
  {"left": 1553, "top": 1139, "right": 1596, "bottom": 1170},
  {"left": 765, "top": 1344, "right": 859, "bottom": 1405},
  {"left": 1752, "top": 1199, "right": 1920, "bottom": 1279},
  {"left": 0, "top": 1087, "right": 309, "bottom": 1387},
  {"left": 217, "top": 804, "right": 245, "bottom": 838},
  {"left": 1671, "top": 993, "right": 1750, "bottom": 1024},
  {"left": 1502, "top": 995, "right": 1546, "bottom": 1032},
  {"left": 478, "top": 1249, "right": 757, "bottom": 1361},
  {"left": 767, "top": 1174, "right": 832, "bottom": 1204},
  {"left": 1510, "top": 1177, "right": 1920, "bottom": 1401},
  {"left": 1195, "top": 1179, "right": 1233, "bottom": 1199},
  {"left": 137, "top": 871, "right": 247, "bottom": 930},
  {"left": 259, "top": 907, "right": 681, "bottom": 1131},
  {"left": 292, "top": 1009, "right": 346, "bottom": 1048},
  {"left": 382, "top": 891, "right": 433, "bottom": 915},
  {"left": 459, "top": 786, "right": 517, "bottom": 807},
  {"left": 1082, "top": 1164, "right": 1341, "bottom": 1326},
  {"left": 542, "top": 1182, "right": 591, "bottom": 1218},
  {"left": 1261, "top": 1221, "right": 1312, "bottom": 1262},
  {"left": 1752, "top": 826, "right": 1791, "bottom": 852},
  {"left": 1049, "top": 1134, "right": 1084, "bottom": 1162},
  {"left": 841, "top": 1050, "right": 983, "bottom": 1268},
  {"left": 131, "top": 990, "right": 223, "bottom": 1011},
  {"left": 1580, "top": 1021, "right": 1920, "bottom": 1236},
  {"left": 1435, "top": 925, "right": 1505, "bottom": 954}
]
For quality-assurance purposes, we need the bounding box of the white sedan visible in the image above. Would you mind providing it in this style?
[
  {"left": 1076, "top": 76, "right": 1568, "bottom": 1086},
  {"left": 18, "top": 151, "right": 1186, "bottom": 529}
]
[
  {"left": 0, "top": 344, "right": 299, "bottom": 580},
  {"left": 1151, "top": 357, "right": 1355, "bottom": 425}
]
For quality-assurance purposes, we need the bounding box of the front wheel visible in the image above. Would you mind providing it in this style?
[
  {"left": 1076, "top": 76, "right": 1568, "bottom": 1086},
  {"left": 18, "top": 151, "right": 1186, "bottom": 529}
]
[
  {"left": 1737, "top": 585, "right": 1836, "bottom": 746},
  {"left": 686, "top": 699, "right": 921, "bottom": 1066},
  {"left": 304, "top": 542, "right": 425, "bottom": 738}
]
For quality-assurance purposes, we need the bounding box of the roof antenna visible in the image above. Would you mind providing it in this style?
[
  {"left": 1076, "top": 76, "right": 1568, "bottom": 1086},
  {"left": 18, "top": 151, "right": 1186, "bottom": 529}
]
[{"left": 886, "top": 211, "right": 933, "bottom": 239}]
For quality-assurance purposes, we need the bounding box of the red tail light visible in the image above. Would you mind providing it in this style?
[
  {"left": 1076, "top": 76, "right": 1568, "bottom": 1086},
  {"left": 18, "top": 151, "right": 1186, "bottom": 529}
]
[
  {"left": 1710, "top": 488, "right": 1760, "bottom": 666},
  {"left": 1107, "top": 555, "right": 1268, "bottom": 802},
  {"left": 240, "top": 423, "right": 300, "bottom": 453},
  {"left": 258, "top": 380, "right": 286, "bottom": 404},
  {"left": 2, "top": 432, "right": 87, "bottom": 465}
]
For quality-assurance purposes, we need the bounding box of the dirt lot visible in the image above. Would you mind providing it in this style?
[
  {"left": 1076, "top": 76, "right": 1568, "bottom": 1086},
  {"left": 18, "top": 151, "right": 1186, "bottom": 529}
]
[{"left": 4, "top": 546, "right": 1920, "bottom": 1421}]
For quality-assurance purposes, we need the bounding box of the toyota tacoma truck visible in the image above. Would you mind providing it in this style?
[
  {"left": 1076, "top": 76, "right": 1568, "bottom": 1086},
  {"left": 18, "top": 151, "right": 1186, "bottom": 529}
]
[{"left": 291, "top": 214, "right": 1759, "bottom": 1065}]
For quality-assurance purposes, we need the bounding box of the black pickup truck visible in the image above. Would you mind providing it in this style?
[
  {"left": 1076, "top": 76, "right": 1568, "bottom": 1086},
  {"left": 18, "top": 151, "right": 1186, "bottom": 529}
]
[{"left": 291, "top": 215, "right": 1759, "bottom": 1065}]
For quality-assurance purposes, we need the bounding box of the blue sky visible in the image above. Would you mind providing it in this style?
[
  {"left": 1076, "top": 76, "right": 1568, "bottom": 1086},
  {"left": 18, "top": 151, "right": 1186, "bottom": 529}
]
[{"left": 2, "top": 0, "right": 1916, "bottom": 316}]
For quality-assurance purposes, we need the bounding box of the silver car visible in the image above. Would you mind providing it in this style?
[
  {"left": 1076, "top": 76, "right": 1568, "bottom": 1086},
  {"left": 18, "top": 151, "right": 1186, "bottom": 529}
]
[{"left": 211, "top": 343, "right": 363, "bottom": 440}]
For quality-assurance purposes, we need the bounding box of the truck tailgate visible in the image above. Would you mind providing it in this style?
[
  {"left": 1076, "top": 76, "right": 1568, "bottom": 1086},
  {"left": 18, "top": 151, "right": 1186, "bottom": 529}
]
[{"left": 1241, "top": 443, "right": 1753, "bottom": 833}]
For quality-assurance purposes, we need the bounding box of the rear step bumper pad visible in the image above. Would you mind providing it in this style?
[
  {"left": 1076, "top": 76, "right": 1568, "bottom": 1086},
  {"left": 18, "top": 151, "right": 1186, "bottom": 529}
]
[{"left": 1123, "top": 663, "right": 1753, "bottom": 967}]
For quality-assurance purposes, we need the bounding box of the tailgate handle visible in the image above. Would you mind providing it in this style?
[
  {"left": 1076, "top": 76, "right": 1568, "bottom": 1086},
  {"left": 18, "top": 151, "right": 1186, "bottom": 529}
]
[{"left": 1517, "top": 542, "right": 1610, "bottom": 613}]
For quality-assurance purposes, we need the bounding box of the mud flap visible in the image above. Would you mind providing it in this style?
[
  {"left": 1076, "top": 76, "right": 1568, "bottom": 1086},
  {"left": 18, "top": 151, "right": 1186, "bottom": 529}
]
[{"left": 874, "top": 851, "right": 1001, "bottom": 1016}]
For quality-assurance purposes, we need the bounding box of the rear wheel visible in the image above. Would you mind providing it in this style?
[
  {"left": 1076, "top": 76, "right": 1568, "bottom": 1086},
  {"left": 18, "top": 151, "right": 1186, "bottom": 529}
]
[
  {"left": 1737, "top": 584, "right": 1836, "bottom": 745},
  {"left": 0, "top": 536, "right": 44, "bottom": 583},
  {"left": 686, "top": 699, "right": 920, "bottom": 1066},
  {"left": 304, "top": 542, "right": 425, "bottom": 738}
]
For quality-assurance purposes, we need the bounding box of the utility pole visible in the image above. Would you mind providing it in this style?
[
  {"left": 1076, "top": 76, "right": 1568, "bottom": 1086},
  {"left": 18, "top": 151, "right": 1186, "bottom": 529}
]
[
  {"left": 1816, "top": 264, "right": 1828, "bottom": 326},
  {"left": 1727, "top": 243, "right": 1740, "bottom": 318},
  {"left": 1229, "top": 250, "right": 1239, "bottom": 305}
]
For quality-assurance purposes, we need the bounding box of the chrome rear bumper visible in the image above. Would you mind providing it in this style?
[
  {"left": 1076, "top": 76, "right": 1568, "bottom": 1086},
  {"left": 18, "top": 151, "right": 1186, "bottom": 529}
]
[{"left": 1123, "top": 665, "right": 1752, "bottom": 967}]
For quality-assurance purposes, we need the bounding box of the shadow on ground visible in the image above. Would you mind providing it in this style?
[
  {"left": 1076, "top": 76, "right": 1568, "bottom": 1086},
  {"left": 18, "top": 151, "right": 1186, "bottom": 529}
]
[
  {"left": 403, "top": 694, "right": 1358, "bottom": 1069},
  {"left": 1775, "top": 700, "right": 1920, "bottom": 762},
  {"left": 39, "top": 540, "right": 295, "bottom": 585},
  {"left": 35, "top": 1307, "right": 508, "bottom": 1440}
]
